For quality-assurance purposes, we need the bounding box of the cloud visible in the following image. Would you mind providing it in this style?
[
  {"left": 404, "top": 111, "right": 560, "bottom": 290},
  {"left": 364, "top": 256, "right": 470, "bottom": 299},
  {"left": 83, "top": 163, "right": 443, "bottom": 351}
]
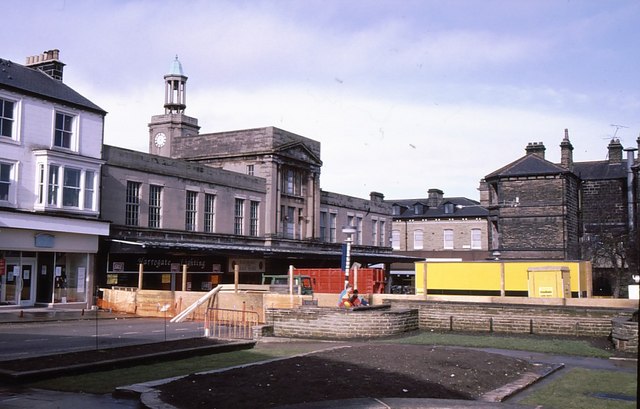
[{"left": 4, "top": 0, "right": 638, "bottom": 201}]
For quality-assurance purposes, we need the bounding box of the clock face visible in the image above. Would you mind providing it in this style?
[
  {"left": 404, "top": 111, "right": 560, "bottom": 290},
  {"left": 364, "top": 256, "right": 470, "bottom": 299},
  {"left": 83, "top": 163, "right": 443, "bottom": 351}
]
[{"left": 154, "top": 132, "right": 167, "bottom": 147}]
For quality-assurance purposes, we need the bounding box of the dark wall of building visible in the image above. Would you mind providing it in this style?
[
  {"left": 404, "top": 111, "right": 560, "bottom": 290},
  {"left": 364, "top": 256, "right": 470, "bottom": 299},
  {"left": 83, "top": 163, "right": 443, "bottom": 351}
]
[
  {"left": 581, "top": 178, "right": 628, "bottom": 234},
  {"left": 490, "top": 175, "right": 579, "bottom": 259}
]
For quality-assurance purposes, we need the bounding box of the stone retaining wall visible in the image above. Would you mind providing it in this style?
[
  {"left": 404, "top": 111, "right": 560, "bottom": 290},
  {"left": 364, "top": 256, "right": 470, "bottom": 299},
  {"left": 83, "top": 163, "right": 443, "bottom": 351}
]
[
  {"left": 388, "top": 299, "right": 633, "bottom": 337},
  {"left": 611, "top": 317, "right": 639, "bottom": 353},
  {"left": 265, "top": 307, "right": 418, "bottom": 339}
]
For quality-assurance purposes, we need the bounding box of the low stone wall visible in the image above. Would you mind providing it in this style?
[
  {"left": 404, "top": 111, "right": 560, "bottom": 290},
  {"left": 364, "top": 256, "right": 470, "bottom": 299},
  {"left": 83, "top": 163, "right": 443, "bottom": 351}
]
[
  {"left": 265, "top": 306, "right": 419, "bottom": 339},
  {"left": 388, "top": 299, "right": 633, "bottom": 338},
  {"left": 611, "top": 317, "right": 639, "bottom": 353}
]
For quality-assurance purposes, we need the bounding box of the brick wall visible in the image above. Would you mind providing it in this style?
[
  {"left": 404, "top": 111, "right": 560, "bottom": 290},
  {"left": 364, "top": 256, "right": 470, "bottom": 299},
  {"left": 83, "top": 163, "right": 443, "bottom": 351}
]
[
  {"left": 265, "top": 307, "right": 418, "bottom": 339},
  {"left": 388, "top": 299, "right": 631, "bottom": 337}
]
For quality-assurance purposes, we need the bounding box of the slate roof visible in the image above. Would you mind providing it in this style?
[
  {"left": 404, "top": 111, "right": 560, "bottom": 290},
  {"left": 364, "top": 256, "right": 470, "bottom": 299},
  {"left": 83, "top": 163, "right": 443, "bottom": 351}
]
[
  {"left": 485, "top": 154, "right": 569, "bottom": 179},
  {"left": 485, "top": 151, "right": 628, "bottom": 182},
  {"left": 389, "top": 196, "right": 488, "bottom": 219},
  {"left": 573, "top": 160, "right": 627, "bottom": 180},
  {"left": 0, "top": 57, "right": 105, "bottom": 114}
]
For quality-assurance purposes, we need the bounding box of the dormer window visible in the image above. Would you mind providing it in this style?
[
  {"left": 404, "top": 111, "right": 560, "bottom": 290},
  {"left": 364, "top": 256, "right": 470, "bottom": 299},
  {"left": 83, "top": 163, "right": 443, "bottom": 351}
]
[
  {"left": 444, "top": 203, "right": 455, "bottom": 214},
  {"left": 414, "top": 203, "right": 423, "bottom": 215},
  {"left": 392, "top": 204, "right": 401, "bottom": 216}
]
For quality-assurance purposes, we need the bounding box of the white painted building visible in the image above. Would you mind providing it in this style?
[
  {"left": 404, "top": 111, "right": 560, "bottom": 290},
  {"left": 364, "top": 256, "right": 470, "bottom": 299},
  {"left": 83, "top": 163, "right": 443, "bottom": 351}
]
[{"left": 0, "top": 50, "right": 109, "bottom": 307}]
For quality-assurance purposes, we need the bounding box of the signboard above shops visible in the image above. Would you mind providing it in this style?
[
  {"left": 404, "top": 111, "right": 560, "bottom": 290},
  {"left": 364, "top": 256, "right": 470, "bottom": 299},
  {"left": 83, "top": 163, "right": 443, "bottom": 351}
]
[{"left": 110, "top": 254, "right": 221, "bottom": 273}]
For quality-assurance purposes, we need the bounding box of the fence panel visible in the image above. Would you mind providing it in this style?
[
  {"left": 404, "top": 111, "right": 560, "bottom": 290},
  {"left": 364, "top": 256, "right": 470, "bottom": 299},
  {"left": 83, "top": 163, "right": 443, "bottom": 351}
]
[{"left": 206, "top": 307, "right": 259, "bottom": 340}]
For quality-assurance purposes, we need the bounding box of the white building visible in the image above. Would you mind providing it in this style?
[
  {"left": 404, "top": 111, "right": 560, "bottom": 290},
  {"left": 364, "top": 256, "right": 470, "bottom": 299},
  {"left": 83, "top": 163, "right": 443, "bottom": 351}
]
[{"left": 0, "top": 50, "right": 109, "bottom": 307}]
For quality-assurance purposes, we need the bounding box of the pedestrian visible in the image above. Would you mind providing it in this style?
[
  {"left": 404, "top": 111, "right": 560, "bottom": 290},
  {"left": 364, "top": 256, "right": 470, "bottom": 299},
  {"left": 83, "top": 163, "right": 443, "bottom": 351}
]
[{"left": 338, "top": 284, "right": 353, "bottom": 307}]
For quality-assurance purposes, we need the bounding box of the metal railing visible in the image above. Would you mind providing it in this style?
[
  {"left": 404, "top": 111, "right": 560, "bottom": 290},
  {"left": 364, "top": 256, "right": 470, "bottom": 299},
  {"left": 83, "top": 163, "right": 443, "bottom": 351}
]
[{"left": 205, "top": 307, "right": 259, "bottom": 339}]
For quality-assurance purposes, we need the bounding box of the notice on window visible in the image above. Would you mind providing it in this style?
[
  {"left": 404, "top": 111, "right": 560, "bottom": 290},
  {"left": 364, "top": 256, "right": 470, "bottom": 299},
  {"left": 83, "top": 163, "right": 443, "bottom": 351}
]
[{"left": 77, "top": 267, "right": 86, "bottom": 293}]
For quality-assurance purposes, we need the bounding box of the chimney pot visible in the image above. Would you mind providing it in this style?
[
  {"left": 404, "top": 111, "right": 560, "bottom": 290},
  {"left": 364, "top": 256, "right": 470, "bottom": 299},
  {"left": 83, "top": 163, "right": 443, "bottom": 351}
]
[
  {"left": 560, "top": 129, "right": 574, "bottom": 169},
  {"left": 526, "top": 141, "right": 546, "bottom": 159},
  {"left": 607, "top": 138, "right": 623, "bottom": 164},
  {"left": 25, "top": 49, "right": 65, "bottom": 81}
]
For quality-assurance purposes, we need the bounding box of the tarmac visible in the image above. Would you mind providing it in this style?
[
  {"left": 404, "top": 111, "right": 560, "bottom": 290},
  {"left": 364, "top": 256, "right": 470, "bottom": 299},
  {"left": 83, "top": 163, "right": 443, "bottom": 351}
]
[{"left": 0, "top": 307, "right": 637, "bottom": 409}]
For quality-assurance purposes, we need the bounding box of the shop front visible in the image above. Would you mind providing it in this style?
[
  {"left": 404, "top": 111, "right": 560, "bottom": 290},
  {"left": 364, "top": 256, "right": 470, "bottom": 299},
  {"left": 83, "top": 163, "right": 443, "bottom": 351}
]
[{"left": 0, "top": 212, "right": 109, "bottom": 308}]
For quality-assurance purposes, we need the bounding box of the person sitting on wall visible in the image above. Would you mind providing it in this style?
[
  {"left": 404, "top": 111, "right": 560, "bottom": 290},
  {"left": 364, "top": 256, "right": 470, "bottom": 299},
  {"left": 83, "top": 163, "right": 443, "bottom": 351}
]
[
  {"left": 349, "top": 289, "right": 369, "bottom": 307},
  {"left": 338, "top": 284, "right": 354, "bottom": 308}
]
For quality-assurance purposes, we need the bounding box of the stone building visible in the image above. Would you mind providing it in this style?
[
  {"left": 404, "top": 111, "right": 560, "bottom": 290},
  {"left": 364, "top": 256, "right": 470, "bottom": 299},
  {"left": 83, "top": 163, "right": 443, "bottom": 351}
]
[
  {"left": 483, "top": 130, "right": 639, "bottom": 296},
  {"left": 99, "top": 57, "right": 407, "bottom": 290},
  {"left": 387, "top": 188, "right": 490, "bottom": 293},
  {"left": 0, "top": 50, "right": 109, "bottom": 307}
]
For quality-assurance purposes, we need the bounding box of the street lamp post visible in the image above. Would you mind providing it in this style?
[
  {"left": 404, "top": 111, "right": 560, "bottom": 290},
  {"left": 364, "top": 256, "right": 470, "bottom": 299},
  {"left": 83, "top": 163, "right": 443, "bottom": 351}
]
[{"left": 341, "top": 226, "right": 357, "bottom": 289}]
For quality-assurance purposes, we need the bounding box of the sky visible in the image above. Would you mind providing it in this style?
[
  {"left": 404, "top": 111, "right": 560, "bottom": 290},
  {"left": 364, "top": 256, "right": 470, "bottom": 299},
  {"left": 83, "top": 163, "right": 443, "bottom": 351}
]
[{"left": 3, "top": 0, "right": 639, "bottom": 201}]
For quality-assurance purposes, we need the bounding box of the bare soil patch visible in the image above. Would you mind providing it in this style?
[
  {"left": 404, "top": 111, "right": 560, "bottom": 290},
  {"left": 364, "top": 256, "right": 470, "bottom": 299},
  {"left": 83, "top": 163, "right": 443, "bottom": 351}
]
[{"left": 159, "top": 343, "right": 535, "bottom": 409}]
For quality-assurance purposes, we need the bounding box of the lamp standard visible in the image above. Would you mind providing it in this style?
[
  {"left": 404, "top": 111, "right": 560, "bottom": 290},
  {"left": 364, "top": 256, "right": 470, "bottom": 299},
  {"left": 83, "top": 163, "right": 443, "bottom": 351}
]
[{"left": 341, "top": 226, "right": 357, "bottom": 289}]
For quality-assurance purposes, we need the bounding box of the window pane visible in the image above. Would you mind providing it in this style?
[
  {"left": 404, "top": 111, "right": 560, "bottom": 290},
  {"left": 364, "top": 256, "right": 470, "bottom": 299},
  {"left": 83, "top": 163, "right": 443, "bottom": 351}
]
[
  {"left": 125, "top": 181, "right": 141, "bottom": 226},
  {"left": 471, "top": 228, "right": 482, "bottom": 249},
  {"left": 54, "top": 113, "right": 73, "bottom": 148},
  {"left": 148, "top": 185, "right": 162, "bottom": 228},
  {"left": 329, "top": 213, "right": 337, "bottom": 243},
  {"left": 63, "top": 168, "right": 81, "bottom": 207},
  {"left": 84, "top": 171, "right": 95, "bottom": 209},
  {"left": 372, "top": 220, "right": 378, "bottom": 247},
  {"left": 0, "top": 99, "right": 14, "bottom": 138},
  {"left": 444, "top": 229, "right": 454, "bottom": 249},
  {"left": 37, "top": 164, "right": 45, "bottom": 204},
  {"left": 48, "top": 165, "right": 59, "bottom": 205},
  {"left": 391, "top": 230, "right": 400, "bottom": 250},
  {"left": 319, "top": 212, "right": 327, "bottom": 242},
  {"left": 250, "top": 201, "right": 259, "bottom": 236},
  {"left": 204, "top": 193, "right": 216, "bottom": 232},
  {"left": 234, "top": 198, "right": 244, "bottom": 235},
  {"left": 414, "top": 230, "right": 424, "bottom": 250},
  {"left": 0, "top": 163, "right": 10, "bottom": 201},
  {"left": 185, "top": 191, "right": 197, "bottom": 231}
]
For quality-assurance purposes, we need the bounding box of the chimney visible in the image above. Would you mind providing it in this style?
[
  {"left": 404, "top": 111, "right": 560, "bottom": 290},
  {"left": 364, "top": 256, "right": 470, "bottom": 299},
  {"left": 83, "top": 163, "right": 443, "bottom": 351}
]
[
  {"left": 607, "top": 138, "right": 623, "bottom": 164},
  {"left": 427, "top": 188, "right": 444, "bottom": 208},
  {"left": 478, "top": 179, "right": 489, "bottom": 207},
  {"left": 560, "top": 128, "right": 574, "bottom": 169},
  {"left": 369, "top": 191, "right": 384, "bottom": 203},
  {"left": 25, "top": 49, "right": 65, "bottom": 81},
  {"left": 525, "top": 141, "right": 546, "bottom": 159}
]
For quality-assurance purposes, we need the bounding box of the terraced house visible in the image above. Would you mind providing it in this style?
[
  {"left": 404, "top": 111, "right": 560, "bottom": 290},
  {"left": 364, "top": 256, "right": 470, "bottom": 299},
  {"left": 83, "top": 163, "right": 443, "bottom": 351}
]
[{"left": 0, "top": 50, "right": 109, "bottom": 307}]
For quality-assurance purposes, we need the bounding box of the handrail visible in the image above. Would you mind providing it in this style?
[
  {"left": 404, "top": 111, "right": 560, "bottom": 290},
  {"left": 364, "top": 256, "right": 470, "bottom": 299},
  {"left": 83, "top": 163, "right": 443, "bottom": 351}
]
[{"left": 170, "top": 286, "right": 221, "bottom": 323}]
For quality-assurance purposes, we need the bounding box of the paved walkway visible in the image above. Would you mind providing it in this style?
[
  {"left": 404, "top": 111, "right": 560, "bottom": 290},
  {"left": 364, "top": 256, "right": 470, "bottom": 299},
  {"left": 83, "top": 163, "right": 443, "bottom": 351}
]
[{"left": 0, "top": 309, "right": 636, "bottom": 409}]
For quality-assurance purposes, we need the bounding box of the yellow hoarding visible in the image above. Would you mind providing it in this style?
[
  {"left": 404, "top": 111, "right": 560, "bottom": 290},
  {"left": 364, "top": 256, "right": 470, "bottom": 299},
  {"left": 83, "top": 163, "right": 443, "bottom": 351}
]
[{"left": 415, "top": 260, "right": 590, "bottom": 298}]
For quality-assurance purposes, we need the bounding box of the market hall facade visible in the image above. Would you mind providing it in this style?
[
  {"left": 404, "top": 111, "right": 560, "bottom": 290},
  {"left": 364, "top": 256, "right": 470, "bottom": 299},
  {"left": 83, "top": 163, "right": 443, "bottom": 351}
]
[{"left": 98, "top": 56, "right": 405, "bottom": 291}]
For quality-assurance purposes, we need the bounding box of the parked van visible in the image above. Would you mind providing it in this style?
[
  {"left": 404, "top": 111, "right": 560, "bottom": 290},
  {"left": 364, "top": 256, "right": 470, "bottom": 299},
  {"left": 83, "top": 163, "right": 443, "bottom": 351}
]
[{"left": 261, "top": 274, "right": 313, "bottom": 295}]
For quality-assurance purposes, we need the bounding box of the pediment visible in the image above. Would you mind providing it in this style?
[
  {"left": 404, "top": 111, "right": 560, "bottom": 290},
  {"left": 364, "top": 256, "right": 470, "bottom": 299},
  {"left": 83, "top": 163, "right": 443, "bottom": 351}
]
[{"left": 275, "top": 142, "right": 322, "bottom": 166}]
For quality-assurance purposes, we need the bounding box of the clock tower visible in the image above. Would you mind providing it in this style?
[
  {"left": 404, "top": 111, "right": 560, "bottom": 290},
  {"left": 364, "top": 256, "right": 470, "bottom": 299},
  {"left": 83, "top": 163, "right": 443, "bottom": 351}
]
[{"left": 149, "top": 56, "right": 200, "bottom": 157}]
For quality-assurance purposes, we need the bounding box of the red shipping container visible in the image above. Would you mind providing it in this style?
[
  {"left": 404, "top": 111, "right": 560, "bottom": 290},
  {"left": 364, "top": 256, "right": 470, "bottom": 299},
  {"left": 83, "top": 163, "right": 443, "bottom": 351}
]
[{"left": 293, "top": 268, "right": 385, "bottom": 294}]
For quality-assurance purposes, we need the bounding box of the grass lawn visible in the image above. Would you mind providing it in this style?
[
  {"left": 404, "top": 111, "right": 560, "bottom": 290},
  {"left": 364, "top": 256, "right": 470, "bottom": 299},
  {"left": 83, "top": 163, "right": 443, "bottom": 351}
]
[
  {"left": 518, "top": 367, "right": 637, "bottom": 409},
  {"left": 391, "top": 330, "right": 613, "bottom": 358},
  {"left": 30, "top": 349, "right": 285, "bottom": 394}
]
